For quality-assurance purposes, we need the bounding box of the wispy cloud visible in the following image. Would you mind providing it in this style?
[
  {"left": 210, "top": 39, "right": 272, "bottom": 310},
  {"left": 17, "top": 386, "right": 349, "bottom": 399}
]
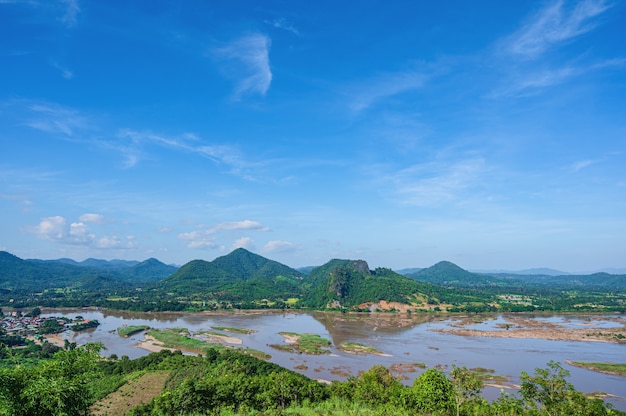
[
  {"left": 262, "top": 240, "right": 299, "bottom": 254},
  {"left": 348, "top": 69, "right": 430, "bottom": 114},
  {"left": 51, "top": 62, "right": 74, "bottom": 79},
  {"left": 213, "top": 33, "right": 272, "bottom": 99},
  {"left": 265, "top": 18, "right": 300, "bottom": 36},
  {"left": 59, "top": 0, "right": 80, "bottom": 28},
  {"left": 23, "top": 102, "right": 86, "bottom": 136},
  {"left": 570, "top": 159, "right": 600, "bottom": 172},
  {"left": 79, "top": 213, "right": 104, "bottom": 223},
  {"left": 490, "top": 58, "right": 625, "bottom": 97},
  {"left": 503, "top": 0, "right": 611, "bottom": 59},
  {"left": 231, "top": 236, "right": 255, "bottom": 251},
  {"left": 383, "top": 158, "right": 487, "bottom": 207},
  {"left": 115, "top": 129, "right": 255, "bottom": 177}
]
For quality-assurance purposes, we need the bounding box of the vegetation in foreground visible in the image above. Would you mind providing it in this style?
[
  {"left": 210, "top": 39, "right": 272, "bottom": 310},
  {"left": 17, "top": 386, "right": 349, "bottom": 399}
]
[{"left": 0, "top": 341, "right": 623, "bottom": 416}]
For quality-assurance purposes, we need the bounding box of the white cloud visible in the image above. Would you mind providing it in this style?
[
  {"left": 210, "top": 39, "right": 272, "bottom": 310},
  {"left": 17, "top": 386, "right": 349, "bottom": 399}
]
[
  {"left": 68, "top": 222, "right": 95, "bottom": 244},
  {"left": 178, "top": 220, "right": 269, "bottom": 250},
  {"left": 215, "top": 220, "right": 269, "bottom": 232},
  {"left": 504, "top": 0, "right": 611, "bottom": 59},
  {"left": 262, "top": 240, "right": 297, "bottom": 253},
  {"left": 348, "top": 69, "right": 429, "bottom": 114},
  {"left": 33, "top": 215, "right": 134, "bottom": 248},
  {"left": 232, "top": 237, "right": 255, "bottom": 251},
  {"left": 36, "top": 216, "right": 67, "bottom": 240},
  {"left": 214, "top": 33, "right": 272, "bottom": 99},
  {"left": 79, "top": 213, "right": 104, "bottom": 223}
]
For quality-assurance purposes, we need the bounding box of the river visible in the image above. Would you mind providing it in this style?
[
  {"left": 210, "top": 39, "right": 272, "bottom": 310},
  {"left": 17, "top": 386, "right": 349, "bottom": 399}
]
[{"left": 42, "top": 309, "right": 626, "bottom": 411}]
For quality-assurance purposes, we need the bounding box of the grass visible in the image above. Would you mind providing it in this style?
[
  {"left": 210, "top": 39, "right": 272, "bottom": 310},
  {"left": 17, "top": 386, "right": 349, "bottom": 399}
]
[
  {"left": 470, "top": 367, "right": 495, "bottom": 373},
  {"left": 211, "top": 326, "right": 256, "bottom": 334},
  {"left": 199, "top": 330, "right": 229, "bottom": 337},
  {"left": 568, "top": 361, "right": 626, "bottom": 377},
  {"left": 238, "top": 347, "right": 271, "bottom": 360},
  {"left": 338, "top": 341, "right": 383, "bottom": 355},
  {"left": 270, "top": 344, "right": 294, "bottom": 352},
  {"left": 279, "top": 332, "right": 332, "bottom": 355},
  {"left": 147, "top": 329, "right": 212, "bottom": 354},
  {"left": 117, "top": 325, "right": 150, "bottom": 337}
]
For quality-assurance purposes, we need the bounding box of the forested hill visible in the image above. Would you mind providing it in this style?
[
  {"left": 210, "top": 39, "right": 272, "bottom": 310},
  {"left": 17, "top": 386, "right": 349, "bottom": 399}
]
[
  {"left": 0, "top": 251, "right": 176, "bottom": 291},
  {"left": 405, "top": 261, "right": 504, "bottom": 287},
  {"left": 2, "top": 249, "right": 625, "bottom": 312},
  {"left": 403, "top": 261, "right": 626, "bottom": 291},
  {"left": 299, "top": 259, "right": 484, "bottom": 310},
  {"left": 155, "top": 248, "right": 304, "bottom": 302}
]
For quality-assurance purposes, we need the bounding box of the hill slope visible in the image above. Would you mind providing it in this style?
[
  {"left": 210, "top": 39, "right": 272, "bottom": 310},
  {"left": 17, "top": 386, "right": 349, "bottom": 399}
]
[
  {"left": 156, "top": 249, "right": 303, "bottom": 302},
  {"left": 302, "top": 259, "right": 435, "bottom": 310},
  {"left": 406, "top": 261, "right": 504, "bottom": 287}
]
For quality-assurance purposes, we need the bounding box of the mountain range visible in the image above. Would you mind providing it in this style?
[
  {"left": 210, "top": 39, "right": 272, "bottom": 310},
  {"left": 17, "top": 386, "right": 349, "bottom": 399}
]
[{"left": 1, "top": 249, "right": 624, "bottom": 311}]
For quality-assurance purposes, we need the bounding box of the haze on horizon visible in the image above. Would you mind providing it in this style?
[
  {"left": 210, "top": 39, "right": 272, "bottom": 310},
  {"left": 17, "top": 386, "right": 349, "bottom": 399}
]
[{"left": 1, "top": 1, "right": 625, "bottom": 273}]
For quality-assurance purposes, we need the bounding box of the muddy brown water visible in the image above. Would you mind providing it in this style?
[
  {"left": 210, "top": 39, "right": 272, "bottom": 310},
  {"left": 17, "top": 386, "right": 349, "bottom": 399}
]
[{"left": 42, "top": 309, "right": 626, "bottom": 410}]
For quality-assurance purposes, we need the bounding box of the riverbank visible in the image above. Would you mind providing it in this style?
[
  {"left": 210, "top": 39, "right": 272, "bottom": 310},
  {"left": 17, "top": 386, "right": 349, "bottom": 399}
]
[{"left": 432, "top": 315, "right": 626, "bottom": 343}]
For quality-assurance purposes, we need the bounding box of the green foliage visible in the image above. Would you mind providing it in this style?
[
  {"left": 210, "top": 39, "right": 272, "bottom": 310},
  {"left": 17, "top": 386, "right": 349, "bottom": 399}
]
[
  {"left": 451, "top": 365, "right": 484, "bottom": 416},
  {"left": 118, "top": 325, "right": 150, "bottom": 337},
  {"left": 520, "top": 360, "right": 616, "bottom": 415},
  {"left": 411, "top": 368, "right": 455, "bottom": 414},
  {"left": 0, "top": 343, "right": 104, "bottom": 416},
  {"left": 352, "top": 365, "right": 404, "bottom": 406},
  {"left": 38, "top": 319, "right": 64, "bottom": 335}
]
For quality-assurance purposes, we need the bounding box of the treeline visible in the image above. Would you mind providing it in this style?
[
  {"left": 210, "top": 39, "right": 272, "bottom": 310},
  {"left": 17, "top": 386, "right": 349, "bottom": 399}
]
[{"left": 0, "top": 342, "right": 622, "bottom": 415}]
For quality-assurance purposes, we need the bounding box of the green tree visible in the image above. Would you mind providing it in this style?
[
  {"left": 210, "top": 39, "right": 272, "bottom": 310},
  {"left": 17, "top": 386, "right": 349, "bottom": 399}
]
[
  {"left": 520, "top": 361, "right": 614, "bottom": 416},
  {"left": 411, "top": 368, "right": 455, "bottom": 415},
  {"left": 451, "top": 365, "right": 484, "bottom": 416},
  {"left": 0, "top": 343, "right": 104, "bottom": 416},
  {"left": 353, "top": 365, "right": 404, "bottom": 406}
]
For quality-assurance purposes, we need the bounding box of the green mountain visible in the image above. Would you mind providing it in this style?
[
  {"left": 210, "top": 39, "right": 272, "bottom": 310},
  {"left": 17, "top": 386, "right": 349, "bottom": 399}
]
[
  {"left": 156, "top": 249, "right": 303, "bottom": 302},
  {"left": 0, "top": 251, "right": 175, "bottom": 293},
  {"left": 407, "top": 261, "right": 504, "bottom": 287},
  {"left": 301, "top": 259, "right": 433, "bottom": 310},
  {"left": 211, "top": 248, "right": 302, "bottom": 280},
  {"left": 123, "top": 258, "right": 178, "bottom": 283},
  {"left": 0, "top": 251, "right": 97, "bottom": 291}
]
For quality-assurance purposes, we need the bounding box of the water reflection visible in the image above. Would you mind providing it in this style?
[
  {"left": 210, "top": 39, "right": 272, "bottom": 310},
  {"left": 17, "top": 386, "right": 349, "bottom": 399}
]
[{"left": 41, "top": 309, "right": 626, "bottom": 411}]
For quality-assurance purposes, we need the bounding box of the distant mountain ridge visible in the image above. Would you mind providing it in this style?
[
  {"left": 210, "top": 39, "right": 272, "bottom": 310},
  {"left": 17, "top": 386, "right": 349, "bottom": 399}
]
[
  {"left": 0, "top": 251, "right": 177, "bottom": 291},
  {"left": 1, "top": 250, "right": 625, "bottom": 312}
]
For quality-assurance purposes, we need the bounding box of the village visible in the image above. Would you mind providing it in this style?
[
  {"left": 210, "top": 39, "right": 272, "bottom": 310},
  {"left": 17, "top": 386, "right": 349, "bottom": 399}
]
[{"left": 0, "top": 308, "right": 99, "bottom": 341}]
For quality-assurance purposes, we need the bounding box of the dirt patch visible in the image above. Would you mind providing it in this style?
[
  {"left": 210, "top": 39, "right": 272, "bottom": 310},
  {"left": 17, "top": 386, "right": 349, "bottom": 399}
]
[
  {"left": 91, "top": 371, "right": 169, "bottom": 416},
  {"left": 432, "top": 315, "right": 626, "bottom": 343},
  {"left": 197, "top": 333, "right": 242, "bottom": 345}
]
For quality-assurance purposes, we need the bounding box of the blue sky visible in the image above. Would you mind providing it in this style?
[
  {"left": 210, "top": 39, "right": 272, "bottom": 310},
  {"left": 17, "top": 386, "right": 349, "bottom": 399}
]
[{"left": 1, "top": 0, "right": 625, "bottom": 272}]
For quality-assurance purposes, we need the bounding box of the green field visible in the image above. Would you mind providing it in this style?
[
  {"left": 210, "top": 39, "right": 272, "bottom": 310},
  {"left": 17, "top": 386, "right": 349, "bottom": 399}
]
[
  {"left": 117, "top": 325, "right": 150, "bottom": 337},
  {"left": 338, "top": 341, "right": 382, "bottom": 355},
  {"left": 568, "top": 361, "right": 626, "bottom": 377},
  {"left": 279, "top": 332, "right": 331, "bottom": 355},
  {"left": 211, "top": 326, "right": 256, "bottom": 334}
]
